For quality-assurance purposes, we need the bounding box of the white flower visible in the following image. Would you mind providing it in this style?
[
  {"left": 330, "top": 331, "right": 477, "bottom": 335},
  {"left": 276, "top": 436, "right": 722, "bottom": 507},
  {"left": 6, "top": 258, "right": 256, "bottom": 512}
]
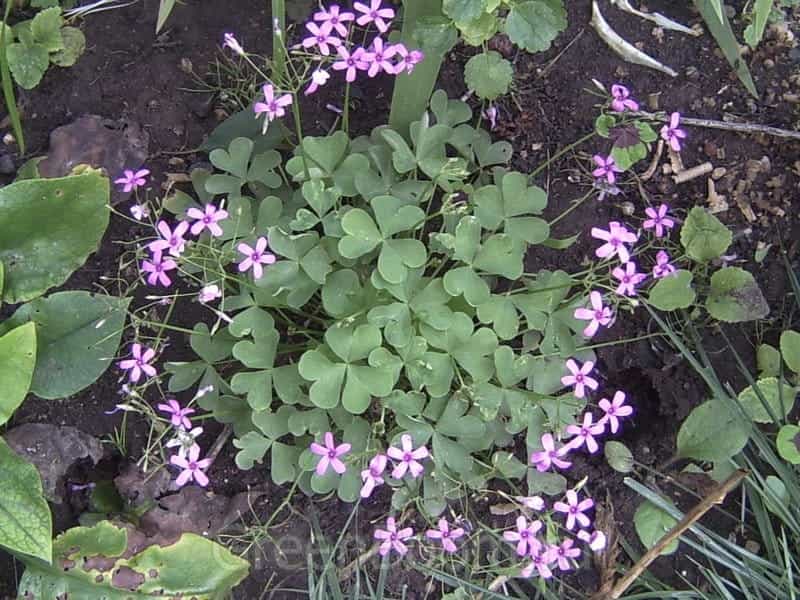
[
  {"left": 223, "top": 33, "right": 245, "bottom": 56},
  {"left": 199, "top": 284, "right": 222, "bottom": 303},
  {"left": 130, "top": 204, "right": 150, "bottom": 220},
  {"left": 166, "top": 426, "right": 204, "bottom": 459}
]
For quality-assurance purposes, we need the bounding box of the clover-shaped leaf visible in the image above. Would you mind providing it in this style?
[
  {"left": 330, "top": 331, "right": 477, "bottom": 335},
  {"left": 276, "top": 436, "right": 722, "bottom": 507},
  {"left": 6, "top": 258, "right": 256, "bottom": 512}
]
[
  {"left": 474, "top": 171, "right": 549, "bottom": 245},
  {"left": 264, "top": 228, "right": 331, "bottom": 306},
  {"left": 421, "top": 312, "right": 498, "bottom": 383},
  {"left": 368, "top": 302, "right": 413, "bottom": 348},
  {"left": 477, "top": 296, "right": 519, "bottom": 340},
  {"left": 396, "top": 337, "right": 455, "bottom": 397},
  {"left": 207, "top": 137, "right": 281, "bottom": 197},
  {"left": 372, "top": 269, "right": 454, "bottom": 331}
]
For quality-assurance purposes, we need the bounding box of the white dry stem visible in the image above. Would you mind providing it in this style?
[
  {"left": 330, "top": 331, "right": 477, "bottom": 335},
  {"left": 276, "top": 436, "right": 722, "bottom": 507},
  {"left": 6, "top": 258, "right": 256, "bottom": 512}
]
[{"left": 610, "top": 0, "right": 700, "bottom": 36}]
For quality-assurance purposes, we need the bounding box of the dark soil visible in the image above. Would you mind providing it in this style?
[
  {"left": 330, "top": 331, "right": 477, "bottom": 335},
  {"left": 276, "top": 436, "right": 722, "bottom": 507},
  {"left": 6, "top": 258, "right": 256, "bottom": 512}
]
[{"left": 1, "top": 0, "right": 799, "bottom": 597}]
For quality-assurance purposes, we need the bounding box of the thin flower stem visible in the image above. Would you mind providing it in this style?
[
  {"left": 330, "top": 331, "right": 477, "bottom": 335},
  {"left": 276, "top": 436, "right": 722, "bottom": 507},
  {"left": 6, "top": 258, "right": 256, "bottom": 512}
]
[
  {"left": 530, "top": 130, "right": 596, "bottom": 179},
  {"left": 548, "top": 189, "right": 594, "bottom": 227}
]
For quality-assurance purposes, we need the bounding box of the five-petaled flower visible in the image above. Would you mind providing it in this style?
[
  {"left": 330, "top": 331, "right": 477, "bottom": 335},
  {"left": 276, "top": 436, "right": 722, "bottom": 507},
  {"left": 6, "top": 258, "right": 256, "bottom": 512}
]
[
  {"left": 391, "top": 43, "right": 424, "bottom": 74},
  {"left": 661, "top": 112, "right": 687, "bottom": 152},
  {"left": 254, "top": 84, "right": 293, "bottom": 128},
  {"left": 374, "top": 517, "right": 413, "bottom": 556},
  {"left": 592, "top": 155, "right": 623, "bottom": 185},
  {"left": 610, "top": 84, "right": 639, "bottom": 112},
  {"left": 387, "top": 433, "right": 429, "bottom": 479},
  {"left": 530, "top": 433, "right": 572, "bottom": 472},
  {"left": 552, "top": 538, "right": 582, "bottom": 571},
  {"left": 149, "top": 220, "right": 189, "bottom": 257},
  {"left": 223, "top": 32, "right": 245, "bottom": 56},
  {"left": 503, "top": 515, "right": 542, "bottom": 556},
  {"left": 578, "top": 529, "right": 607, "bottom": 551},
  {"left": 599, "top": 391, "right": 633, "bottom": 434},
  {"left": 354, "top": 0, "right": 395, "bottom": 33},
  {"left": 170, "top": 444, "right": 212, "bottom": 487},
  {"left": 612, "top": 261, "right": 647, "bottom": 296},
  {"left": 426, "top": 518, "right": 465, "bottom": 553},
  {"left": 118, "top": 343, "right": 157, "bottom": 383},
  {"left": 554, "top": 490, "right": 595, "bottom": 530},
  {"left": 142, "top": 250, "right": 177, "bottom": 287},
  {"left": 157, "top": 399, "right": 196, "bottom": 429},
  {"left": 115, "top": 168, "right": 149, "bottom": 193},
  {"left": 565, "top": 412, "right": 606, "bottom": 454},
  {"left": 360, "top": 453, "right": 387, "bottom": 498},
  {"left": 187, "top": 204, "right": 228, "bottom": 237},
  {"left": 652, "top": 250, "right": 676, "bottom": 279},
  {"left": 591, "top": 221, "right": 637, "bottom": 263},
  {"left": 365, "top": 36, "right": 396, "bottom": 77},
  {"left": 301, "top": 21, "right": 341, "bottom": 56},
  {"left": 237, "top": 237, "right": 277, "bottom": 279},
  {"left": 310, "top": 431, "right": 351, "bottom": 476},
  {"left": 332, "top": 46, "right": 369, "bottom": 82},
  {"left": 574, "top": 291, "right": 613, "bottom": 338},
  {"left": 561, "top": 359, "right": 599, "bottom": 399},
  {"left": 521, "top": 546, "right": 557, "bottom": 579},
  {"left": 643, "top": 204, "right": 675, "bottom": 238},
  {"left": 305, "top": 69, "right": 331, "bottom": 96},
  {"left": 313, "top": 4, "right": 355, "bottom": 37}
]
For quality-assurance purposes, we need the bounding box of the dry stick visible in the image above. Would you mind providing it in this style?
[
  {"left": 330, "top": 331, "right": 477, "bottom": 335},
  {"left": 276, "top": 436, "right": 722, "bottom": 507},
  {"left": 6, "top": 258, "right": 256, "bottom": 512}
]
[
  {"left": 605, "top": 469, "right": 749, "bottom": 599},
  {"left": 206, "top": 424, "right": 233, "bottom": 466},
  {"left": 638, "top": 110, "right": 800, "bottom": 141}
]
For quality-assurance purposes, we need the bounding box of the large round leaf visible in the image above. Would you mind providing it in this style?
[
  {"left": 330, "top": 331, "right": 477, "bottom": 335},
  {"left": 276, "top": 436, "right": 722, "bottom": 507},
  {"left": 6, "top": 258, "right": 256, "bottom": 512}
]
[
  {"left": 0, "top": 292, "right": 130, "bottom": 399},
  {"left": 634, "top": 500, "right": 679, "bottom": 555},
  {"left": 0, "top": 321, "right": 36, "bottom": 425},
  {"left": 0, "top": 172, "right": 110, "bottom": 303},
  {"left": 676, "top": 399, "right": 750, "bottom": 462}
]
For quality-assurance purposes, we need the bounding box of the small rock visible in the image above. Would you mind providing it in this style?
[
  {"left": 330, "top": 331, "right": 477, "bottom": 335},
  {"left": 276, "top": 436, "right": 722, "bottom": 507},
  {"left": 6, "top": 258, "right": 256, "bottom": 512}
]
[
  {"left": 763, "top": 58, "right": 775, "bottom": 69},
  {"left": 712, "top": 167, "right": 727, "bottom": 180},
  {"left": 685, "top": 66, "right": 700, "bottom": 81},
  {"left": 745, "top": 540, "right": 760, "bottom": 554},
  {"left": 0, "top": 153, "right": 15, "bottom": 174}
]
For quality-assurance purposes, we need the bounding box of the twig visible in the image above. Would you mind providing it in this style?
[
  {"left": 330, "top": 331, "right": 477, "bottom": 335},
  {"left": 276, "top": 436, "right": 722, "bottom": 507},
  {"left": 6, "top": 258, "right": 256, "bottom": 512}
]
[
  {"left": 640, "top": 139, "right": 664, "bottom": 181},
  {"left": 673, "top": 161, "right": 713, "bottom": 184},
  {"left": 206, "top": 424, "right": 233, "bottom": 466},
  {"left": 637, "top": 110, "right": 800, "bottom": 141},
  {"left": 604, "top": 469, "right": 748, "bottom": 599}
]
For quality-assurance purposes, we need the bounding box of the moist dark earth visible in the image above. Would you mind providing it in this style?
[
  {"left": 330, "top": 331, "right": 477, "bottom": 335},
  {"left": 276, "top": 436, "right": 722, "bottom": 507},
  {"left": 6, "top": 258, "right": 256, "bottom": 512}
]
[{"left": 1, "top": 0, "right": 799, "bottom": 597}]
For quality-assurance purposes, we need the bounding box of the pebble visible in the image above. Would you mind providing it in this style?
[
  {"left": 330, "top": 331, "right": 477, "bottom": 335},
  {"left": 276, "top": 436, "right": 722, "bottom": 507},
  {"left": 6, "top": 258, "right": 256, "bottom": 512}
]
[
  {"left": 0, "top": 154, "right": 13, "bottom": 174},
  {"left": 712, "top": 167, "right": 727, "bottom": 180},
  {"left": 763, "top": 58, "right": 775, "bottom": 69}
]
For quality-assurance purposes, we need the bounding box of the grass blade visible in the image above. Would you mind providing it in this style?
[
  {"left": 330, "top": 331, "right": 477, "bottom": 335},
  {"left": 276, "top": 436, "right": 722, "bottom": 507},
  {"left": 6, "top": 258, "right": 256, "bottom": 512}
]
[{"left": 0, "top": 0, "right": 24, "bottom": 154}]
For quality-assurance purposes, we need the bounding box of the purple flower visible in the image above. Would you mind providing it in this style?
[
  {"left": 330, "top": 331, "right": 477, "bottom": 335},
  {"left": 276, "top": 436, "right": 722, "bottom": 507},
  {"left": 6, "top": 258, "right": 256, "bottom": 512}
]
[
  {"left": 574, "top": 291, "right": 613, "bottom": 338},
  {"left": 360, "top": 453, "right": 387, "bottom": 498},
  {"left": 591, "top": 221, "right": 637, "bottom": 263},
  {"left": 599, "top": 391, "right": 633, "bottom": 434},
  {"left": 304, "top": 69, "right": 330, "bottom": 96},
  {"left": 254, "top": 84, "right": 293, "bottom": 124},
  {"left": 301, "top": 21, "right": 342, "bottom": 56},
  {"left": 313, "top": 4, "right": 355, "bottom": 37},
  {"left": 364, "top": 36, "right": 397, "bottom": 77},
  {"left": 554, "top": 490, "right": 594, "bottom": 530},
  {"left": 426, "top": 518, "right": 465, "bottom": 553},
  {"left": 187, "top": 204, "right": 228, "bottom": 237},
  {"left": 552, "top": 538, "right": 581, "bottom": 571},
  {"left": 354, "top": 0, "right": 395, "bottom": 33},
  {"left": 530, "top": 433, "right": 572, "bottom": 472},
  {"left": 561, "top": 359, "right": 599, "bottom": 399},
  {"left": 391, "top": 43, "right": 424, "bottom": 74},
  {"left": 170, "top": 444, "right": 212, "bottom": 487},
  {"left": 310, "top": 431, "right": 351, "bottom": 476},
  {"left": 157, "top": 398, "right": 196, "bottom": 429},
  {"left": 198, "top": 284, "right": 222, "bottom": 303},
  {"left": 613, "top": 261, "right": 647, "bottom": 296},
  {"left": 237, "top": 237, "right": 277, "bottom": 279},
  {"left": 610, "top": 84, "right": 639, "bottom": 112},
  {"left": 578, "top": 529, "right": 607, "bottom": 551},
  {"left": 118, "top": 343, "right": 156, "bottom": 383},
  {"left": 503, "top": 515, "right": 542, "bottom": 556},
  {"left": 332, "top": 46, "right": 369, "bottom": 82},
  {"left": 643, "top": 204, "right": 675, "bottom": 238},
  {"left": 521, "top": 546, "right": 557, "bottom": 579},
  {"left": 130, "top": 203, "right": 150, "bottom": 221},
  {"left": 142, "top": 250, "right": 177, "bottom": 287},
  {"left": 115, "top": 168, "right": 150, "bottom": 193},
  {"left": 149, "top": 220, "right": 189, "bottom": 257},
  {"left": 223, "top": 32, "right": 245, "bottom": 56},
  {"left": 592, "top": 155, "right": 623, "bottom": 184},
  {"left": 661, "top": 112, "right": 687, "bottom": 152},
  {"left": 387, "top": 433, "right": 428, "bottom": 479},
  {"left": 374, "top": 517, "right": 413, "bottom": 556},
  {"left": 652, "top": 250, "right": 676, "bottom": 279},
  {"left": 565, "top": 412, "right": 606, "bottom": 454},
  {"left": 483, "top": 105, "right": 498, "bottom": 130}
]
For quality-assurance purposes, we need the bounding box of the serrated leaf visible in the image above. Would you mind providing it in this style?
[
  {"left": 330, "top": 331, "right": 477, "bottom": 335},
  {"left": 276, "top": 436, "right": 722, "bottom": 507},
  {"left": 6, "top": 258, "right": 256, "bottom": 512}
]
[
  {"left": 464, "top": 51, "right": 513, "bottom": 100},
  {"left": 7, "top": 42, "right": 49, "bottom": 89},
  {"left": 504, "top": 0, "right": 567, "bottom": 53},
  {"left": 31, "top": 7, "right": 64, "bottom": 52},
  {"left": 780, "top": 330, "right": 800, "bottom": 374},
  {"left": 50, "top": 26, "right": 85, "bottom": 67},
  {"left": 776, "top": 425, "right": 800, "bottom": 464}
]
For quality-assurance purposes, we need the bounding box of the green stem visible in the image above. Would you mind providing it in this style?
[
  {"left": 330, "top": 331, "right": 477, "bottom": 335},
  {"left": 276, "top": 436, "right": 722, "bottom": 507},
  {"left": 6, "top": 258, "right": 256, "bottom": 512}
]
[
  {"left": 271, "top": 0, "right": 286, "bottom": 82},
  {"left": 0, "top": 0, "right": 24, "bottom": 153},
  {"left": 530, "top": 130, "right": 596, "bottom": 179}
]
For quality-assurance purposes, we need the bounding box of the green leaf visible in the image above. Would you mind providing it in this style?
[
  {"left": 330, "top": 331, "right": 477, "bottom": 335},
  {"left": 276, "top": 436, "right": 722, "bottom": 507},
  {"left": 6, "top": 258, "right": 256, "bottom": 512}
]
[
  {"left": 7, "top": 42, "right": 49, "bottom": 89},
  {"left": 31, "top": 7, "right": 64, "bottom": 52},
  {"left": 50, "top": 26, "right": 85, "bottom": 67},
  {"left": 676, "top": 399, "right": 750, "bottom": 462},
  {"left": 0, "top": 172, "right": 109, "bottom": 304},
  {"left": 457, "top": 12, "right": 498, "bottom": 46},
  {"left": 604, "top": 440, "right": 634, "bottom": 473},
  {"left": 302, "top": 131, "right": 349, "bottom": 175},
  {"left": 743, "top": 0, "right": 771, "bottom": 49},
  {"left": 648, "top": 270, "right": 696, "bottom": 311},
  {"left": 271, "top": 441, "right": 301, "bottom": 484},
  {"left": 776, "top": 425, "right": 800, "bottom": 464},
  {"left": 706, "top": 267, "right": 769, "bottom": 322},
  {"left": 757, "top": 343, "right": 781, "bottom": 377},
  {"left": 0, "top": 437, "right": 51, "bottom": 562},
  {"left": 0, "top": 322, "right": 36, "bottom": 425},
  {"left": 0, "top": 292, "right": 129, "bottom": 399},
  {"left": 680, "top": 206, "right": 732, "bottom": 263},
  {"left": 634, "top": 500, "right": 679, "bottom": 555},
  {"left": 200, "top": 108, "right": 287, "bottom": 154},
  {"left": 473, "top": 171, "right": 549, "bottom": 245},
  {"left": 737, "top": 377, "right": 795, "bottom": 423},
  {"left": 442, "top": 0, "right": 486, "bottom": 23},
  {"left": 492, "top": 451, "right": 527, "bottom": 478},
  {"left": 504, "top": 0, "right": 567, "bottom": 53},
  {"left": 464, "top": 51, "right": 513, "bottom": 100},
  {"left": 780, "top": 330, "right": 800, "bottom": 374},
  {"left": 233, "top": 432, "right": 271, "bottom": 470}
]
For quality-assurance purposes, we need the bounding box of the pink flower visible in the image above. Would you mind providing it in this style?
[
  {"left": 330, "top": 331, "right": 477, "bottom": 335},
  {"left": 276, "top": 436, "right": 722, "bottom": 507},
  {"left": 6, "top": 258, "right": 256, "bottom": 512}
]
[
  {"left": 223, "top": 32, "right": 245, "bottom": 56},
  {"left": 332, "top": 45, "right": 369, "bottom": 82},
  {"left": 142, "top": 251, "right": 177, "bottom": 287},
  {"left": 652, "top": 250, "right": 676, "bottom": 279},
  {"left": 301, "top": 21, "right": 341, "bottom": 56},
  {"left": 199, "top": 284, "right": 222, "bottom": 303},
  {"left": 391, "top": 43, "right": 424, "bottom": 74},
  {"left": 170, "top": 444, "right": 212, "bottom": 487},
  {"left": 374, "top": 517, "right": 413, "bottom": 556},
  {"left": 521, "top": 546, "right": 557, "bottom": 579},
  {"left": 610, "top": 84, "right": 639, "bottom": 112},
  {"left": 157, "top": 399, "right": 196, "bottom": 429},
  {"left": 516, "top": 496, "right": 545, "bottom": 511},
  {"left": 530, "top": 433, "right": 572, "bottom": 472},
  {"left": 304, "top": 69, "right": 330, "bottom": 96},
  {"left": 354, "top": 0, "right": 394, "bottom": 33},
  {"left": 360, "top": 453, "right": 387, "bottom": 498},
  {"left": 364, "top": 36, "right": 397, "bottom": 77},
  {"left": 574, "top": 291, "right": 613, "bottom": 338},
  {"left": 592, "top": 155, "right": 623, "bottom": 184},
  {"left": 254, "top": 84, "right": 293, "bottom": 123},
  {"left": 552, "top": 538, "right": 582, "bottom": 571},
  {"left": 118, "top": 343, "right": 156, "bottom": 383},
  {"left": 661, "top": 112, "right": 687, "bottom": 152},
  {"left": 314, "top": 4, "right": 355, "bottom": 37},
  {"left": 578, "top": 529, "right": 607, "bottom": 551},
  {"left": 426, "top": 518, "right": 465, "bottom": 553},
  {"left": 310, "top": 431, "right": 351, "bottom": 476},
  {"left": 503, "top": 515, "right": 542, "bottom": 556},
  {"left": 149, "top": 220, "right": 189, "bottom": 257},
  {"left": 561, "top": 359, "right": 599, "bottom": 399},
  {"left": 598, "top": 391, "right": 633, "bottom": 434},
  {"left": 114, "top": 168, "right": 150, "bottom": 193},
  {"left": 483, "top": 105, "right": 498, "bottom": 130},
  {"left": 130, "top": 204, "right": 150, "bottom": 220},
  {"left": 387, "top": 434, "right": 429, "bottom": 479},
  {"left": 565, "top": 412, "right": 606, "bottom": 454},
  {"left": 643, "top": 203, "right": 675, "bottom": 238},
  {"left": 613, "top": 261, "right": 647, "bottom": 296},
  {"left": 187, "top": 204, "right": 228, "bottom": 237},
  {"left": 554, "top": 490, "right": 594, "bottom": 530},
  {"left": 237, "top": 237, "right": 277, "bottom": 279},
  {"left": 591, "top": 221, "right": 637, "bottom": 263}
]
